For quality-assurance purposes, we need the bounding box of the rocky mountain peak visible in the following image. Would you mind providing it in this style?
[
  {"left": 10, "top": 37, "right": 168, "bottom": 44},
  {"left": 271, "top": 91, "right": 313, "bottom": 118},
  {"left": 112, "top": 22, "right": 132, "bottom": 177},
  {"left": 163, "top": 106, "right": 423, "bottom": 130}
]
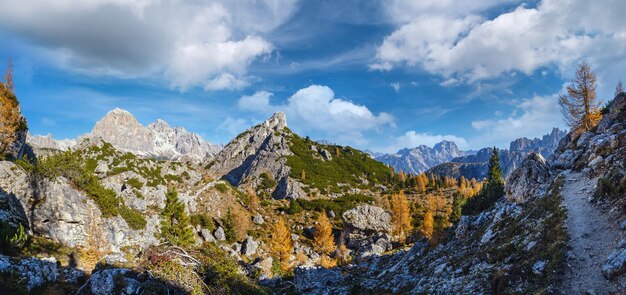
[
  {"left": 263, "top": 111, "right": 287, "bottom": 131},
  {"left": 434, "top": 140, "right": 459, "bottom": 153},
  {"left": 85, "top": 108, "right": 220, "bottom": 161},
  {"left": 148, "top": 118, "right": 172, "bottom": 132}
]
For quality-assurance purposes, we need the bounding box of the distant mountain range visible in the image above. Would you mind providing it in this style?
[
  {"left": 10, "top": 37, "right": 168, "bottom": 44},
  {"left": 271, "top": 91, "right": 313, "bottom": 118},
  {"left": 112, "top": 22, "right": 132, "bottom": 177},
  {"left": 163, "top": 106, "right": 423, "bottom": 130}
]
[
  {"left": 428, "top": 128, "right": 567, "bottom": 179},
  {"left": 374, "top": 141, "right": 469, "bottom": 174},
  {"left": 375, "top": 128, "right": 566, "bottom": 179},
  {"left": 27, "top": 108, "right": 222, "bottom": 161}
]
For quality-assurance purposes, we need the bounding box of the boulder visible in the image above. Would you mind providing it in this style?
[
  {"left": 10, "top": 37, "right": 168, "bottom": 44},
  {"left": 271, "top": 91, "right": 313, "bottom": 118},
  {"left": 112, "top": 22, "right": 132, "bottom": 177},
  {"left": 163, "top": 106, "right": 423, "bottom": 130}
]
[
  {"left": 505, "top": 153, "right": 549, "bottom": 203},
  {"left": 94, "top": 161, "right": 109, "bottom": 175},
  {"left": 252, "top": 213, "right": 264, "bottom": 225},
  {"left": 201, "top": 228, "right": 216, "bottom": 243},
  {"left": 455, "top": 216, "right": 471, "bottom": 239},
  {"left": 342, "top": 205, "right": 392, "bottom": 233},
  {"left": 342, "top": 205, "right": 392, "bottom": 257},
  {"left": 241, "top": 236, "right": 259, "bottom": 256},
  {"left": 602, "top": 249, "right": 626, "bottom": 280},
  {"left": 76, "top": 268, "right": 140, "bottom": 295},
  {"left": 214, "top": 227, "right": 226, "bottom": 241}
]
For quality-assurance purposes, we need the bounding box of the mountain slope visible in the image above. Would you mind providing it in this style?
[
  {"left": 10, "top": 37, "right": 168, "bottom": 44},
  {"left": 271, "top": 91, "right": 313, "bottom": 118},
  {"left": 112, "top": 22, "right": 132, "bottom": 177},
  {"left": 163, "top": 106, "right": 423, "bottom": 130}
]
[
  {"left": 375, "top": 141, "right": 468, "bottom": 174},
  {"left": 209, "top": 112, "right": 394, "bottom": 199}
]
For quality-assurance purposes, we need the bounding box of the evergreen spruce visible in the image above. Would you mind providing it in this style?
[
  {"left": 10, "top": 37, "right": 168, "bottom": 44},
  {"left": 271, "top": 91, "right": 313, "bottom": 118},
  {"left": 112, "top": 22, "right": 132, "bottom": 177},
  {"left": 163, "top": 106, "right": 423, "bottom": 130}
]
[
  {"left": 462, "top": 147, "right": 505, "bottom": 215},
  {"left": 160, "top": 188, "right": 195, "bottom": 247}
]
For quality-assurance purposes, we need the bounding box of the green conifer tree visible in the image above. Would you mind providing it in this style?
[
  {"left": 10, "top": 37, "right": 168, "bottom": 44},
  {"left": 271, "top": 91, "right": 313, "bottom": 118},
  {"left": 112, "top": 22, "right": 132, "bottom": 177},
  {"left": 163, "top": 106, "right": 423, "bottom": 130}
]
[
  {"left": 222, "top": 208, "right": 237, "bottom": 243},
  {"left": 161, "top": 188, "right": 195, "bottom": 247},
  {"left": 488, "top": 147, "right": 504, "bottom": 185}
]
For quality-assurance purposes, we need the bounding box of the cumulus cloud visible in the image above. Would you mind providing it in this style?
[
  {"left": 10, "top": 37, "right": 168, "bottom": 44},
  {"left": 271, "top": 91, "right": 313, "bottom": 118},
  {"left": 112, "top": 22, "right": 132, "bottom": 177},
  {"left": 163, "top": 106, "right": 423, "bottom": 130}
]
[
  {"left": 0, "top": 0, "right": 297, "bottom": 90},
  {"left": 237, "top": 85, "right": 395, "bottom": 145},
  {"left": 237, "top": 90, "right": 274, "bottom": 112},
  {"left": 378, "top": 131, "right": 468, "bottom": 154},
  {"left": 373, "top": 0, "right": 626, "bottom": 84},
  {"left": 470, "top": 94, "right": 565, "bottom": 148}
]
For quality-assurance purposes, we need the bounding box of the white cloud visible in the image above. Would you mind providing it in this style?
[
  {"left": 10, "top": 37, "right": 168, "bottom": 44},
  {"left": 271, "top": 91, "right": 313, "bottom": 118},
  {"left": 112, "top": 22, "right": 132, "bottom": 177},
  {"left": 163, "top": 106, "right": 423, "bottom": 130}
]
[
  {"left": 238, "top": 90, "right": 274, "bottom": 112},
  {"left": 372, "top": 0, "right": 626, "bottom": 84},
  {"left": 0, "top": 0, "right": 298, "bottom": 90},
  {"left": 470, "top": 94, "right": 565, "bottom": 148},
  {"left": 236, "top": 85, "right": 395, "bottom": 145},
  {"left": 203, "top": 73, "right": 251, "bottom": 91},
  {"left": 217, "top": 116, "right": 252, "bottom": 136},
  {"left": 378, "top": 131, "right": 468, "bottom": 154},
  {"left": 390, "top": 82, "right": 400, "bottom": 92}
]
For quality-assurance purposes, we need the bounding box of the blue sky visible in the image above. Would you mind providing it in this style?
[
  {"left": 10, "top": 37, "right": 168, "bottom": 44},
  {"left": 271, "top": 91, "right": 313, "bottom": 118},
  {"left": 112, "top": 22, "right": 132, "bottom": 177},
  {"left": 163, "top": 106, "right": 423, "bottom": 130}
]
[{"left": 0, "top": 0, "right": 624, "bottom": 153}]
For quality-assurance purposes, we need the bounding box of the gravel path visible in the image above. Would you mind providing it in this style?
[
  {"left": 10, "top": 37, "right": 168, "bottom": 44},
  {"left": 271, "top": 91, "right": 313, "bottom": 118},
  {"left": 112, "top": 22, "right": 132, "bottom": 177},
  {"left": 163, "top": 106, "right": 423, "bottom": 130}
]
[{"left": 560, "top": 171, "right": 621, "bottom": 294}]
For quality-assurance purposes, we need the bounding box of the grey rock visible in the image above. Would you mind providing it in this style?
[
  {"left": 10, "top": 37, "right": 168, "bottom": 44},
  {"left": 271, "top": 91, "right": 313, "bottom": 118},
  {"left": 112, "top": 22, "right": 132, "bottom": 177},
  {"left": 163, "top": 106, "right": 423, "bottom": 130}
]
[
  {"left": 77, "top": 268, "right": 140, "bottom": 295},
  {"left": 94, "top": 161, "right": 109, "bottom": 175},
  {"left": 327, "top": 210, "right": 336, "bottom": 219},
  {"left": 505, "top": 153, "right": 549, "bottom": 203},
  {"left": 602, "top": 249, "right": 626, "bottom": 280},
  {"left": 252, "top": 213, "right": 265, "bottom": 225},
  {"left": 455, "top": 216, "right": 471, "bottom": 239},
  {"left": 532, "top": 260, "right": 546, "bottom": 275},
  {"left": 342, "top": 205, "right": 392, "bottom": 233},
  {"left": 0, "top": 255, "right": 58, "bottom": 290},
  {"left": 1, "top": 130, "right": 27, "bottom": 160},
  {"left": 291, "top": 233, "right": 300, "bottom": 241},
  {"left": 214, "top": 227, "right": 226, "bottom": 241},
  {"left": 294, "top": 266, "right": 345, "bottom": 294},
  {"left": 201, "top": 228, "right": 216, "bottom": 243},
  {"left": 241, "top": 236, "right": 259, "bottom": 256}
]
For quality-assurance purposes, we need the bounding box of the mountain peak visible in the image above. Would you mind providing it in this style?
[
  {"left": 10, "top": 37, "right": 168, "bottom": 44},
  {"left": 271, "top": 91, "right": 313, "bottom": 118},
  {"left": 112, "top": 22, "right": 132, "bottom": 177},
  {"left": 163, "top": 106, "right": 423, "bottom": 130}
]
[
  {"left": 108, "top": 107, "right": 133, "bottom": 116},
  {"left": 263, "top": 112, "right": 287, "bottom": 131}
]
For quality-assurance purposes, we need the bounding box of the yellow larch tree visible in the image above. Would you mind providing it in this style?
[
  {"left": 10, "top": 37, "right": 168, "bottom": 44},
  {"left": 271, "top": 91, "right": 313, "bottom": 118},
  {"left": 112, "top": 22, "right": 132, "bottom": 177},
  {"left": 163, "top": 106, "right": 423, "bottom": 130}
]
[
  {"left": 559, "top": 62, "right": 602, "bottom": 131},
  {"left": 391, "top": 191, "right": 413, "bottom": 242},
  {"left": 269, "top": 217, "right": 293, "bottom": 271},
  {"left": 0, "top": 59, "right": 24, "bottom": 158},
  {"left": 313, "top": 212, "right": 336, "bottom": 255}
]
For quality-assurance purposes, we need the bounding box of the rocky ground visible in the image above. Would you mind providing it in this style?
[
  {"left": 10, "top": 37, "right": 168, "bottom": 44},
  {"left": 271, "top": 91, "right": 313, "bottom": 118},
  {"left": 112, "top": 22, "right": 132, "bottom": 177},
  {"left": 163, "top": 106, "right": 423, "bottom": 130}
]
[{"left": 560, "top": 171, "right": 625, "bottom": 294}]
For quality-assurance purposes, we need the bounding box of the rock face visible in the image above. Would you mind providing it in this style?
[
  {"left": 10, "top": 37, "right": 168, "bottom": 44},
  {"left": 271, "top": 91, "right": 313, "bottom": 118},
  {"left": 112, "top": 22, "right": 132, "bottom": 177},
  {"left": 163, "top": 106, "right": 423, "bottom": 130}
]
[
  {"left": 429, "top": 128, "right": 566, "bottom": 180},
  {"left": 27, "top": 133, "right": 75, "bottom": 151},
  {"left": 209, "top": 112, "right": 306, "bottom": 199},
  {"left": 342, "top": 205, "right": 392, "bottom": 258},
  {"left": 0, "top": 161, "right": 160, "bottom": 251},
  {"left": 1, "top": 129, "right": 27, "bottom": 160},
  {"left": 550, "top": 92, "right": 625, "bottom": 177},
  {"left": 83, "top": 108, "right": 221, "bottom": 162},
  {"left": 376, "top": 141, "right": 468, "bottom": 174},
  {"left": 505, "top": 152, "right": 549, "bottom": 203}
]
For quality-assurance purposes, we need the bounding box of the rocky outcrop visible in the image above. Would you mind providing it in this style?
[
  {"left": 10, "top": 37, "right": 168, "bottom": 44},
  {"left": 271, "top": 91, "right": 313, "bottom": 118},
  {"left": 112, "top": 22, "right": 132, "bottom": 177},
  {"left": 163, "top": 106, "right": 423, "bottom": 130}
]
[
  {"left": 342, "top": 205, "right": 392, "bottom": 258},
  {"left": 1, "top": 129, "right": 27, "bottom": 160},
  {"left": 505, "top": 152, "right": 549, "bottom": 203},
  {"left": 376, "top": 141, "right": 468, "bottom": 174},
  {"left": 82, "top": 108, "right": 221, "bottom": 162},
  {"left": 209, "top": 112, "right": 306, "bottom": 199},
  {"left": 0, "top": 161, "right": 160, "bottom": 251},
  {"left": 0, "top": 254, "right": 86, "bottom": 292}
]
